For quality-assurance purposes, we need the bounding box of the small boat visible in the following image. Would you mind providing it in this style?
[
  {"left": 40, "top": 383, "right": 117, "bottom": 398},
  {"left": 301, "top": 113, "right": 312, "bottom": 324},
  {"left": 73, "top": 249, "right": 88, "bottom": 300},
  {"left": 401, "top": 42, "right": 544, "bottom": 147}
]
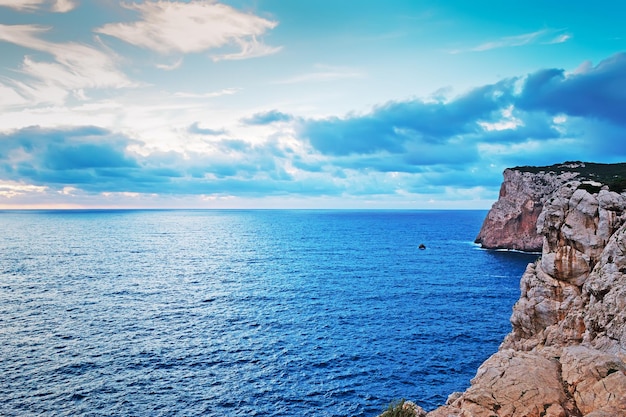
[{"left": 418, "top": 244, "right": 426, "bottom": 250}]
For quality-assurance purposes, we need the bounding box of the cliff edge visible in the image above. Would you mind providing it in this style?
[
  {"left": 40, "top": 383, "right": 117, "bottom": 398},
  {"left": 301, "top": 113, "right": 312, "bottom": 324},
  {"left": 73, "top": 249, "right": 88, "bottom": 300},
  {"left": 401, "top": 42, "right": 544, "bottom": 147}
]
[
  {"left": 475, "top": 162, "right": 626, "bottom": 252},
  {"left": 403, "top": 162, "right": 626, "bottom": 417}
]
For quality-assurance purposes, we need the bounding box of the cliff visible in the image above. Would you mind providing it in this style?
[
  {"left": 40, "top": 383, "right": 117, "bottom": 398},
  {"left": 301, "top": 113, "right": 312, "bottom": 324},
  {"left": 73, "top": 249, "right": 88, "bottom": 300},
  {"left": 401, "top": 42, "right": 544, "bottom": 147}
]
[
  {"left": 474, "top": 162, "right": 626, "bottom": 252},
  {"left": 402, "top": 162, "right": 626, "bottom": 417}
]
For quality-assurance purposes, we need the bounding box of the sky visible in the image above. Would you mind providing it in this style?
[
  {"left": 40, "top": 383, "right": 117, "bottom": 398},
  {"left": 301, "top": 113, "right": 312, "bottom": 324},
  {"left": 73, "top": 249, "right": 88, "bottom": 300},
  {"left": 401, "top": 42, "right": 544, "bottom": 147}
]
[{"left": 0, "top": 0, "right": 625, "bottom": 209}]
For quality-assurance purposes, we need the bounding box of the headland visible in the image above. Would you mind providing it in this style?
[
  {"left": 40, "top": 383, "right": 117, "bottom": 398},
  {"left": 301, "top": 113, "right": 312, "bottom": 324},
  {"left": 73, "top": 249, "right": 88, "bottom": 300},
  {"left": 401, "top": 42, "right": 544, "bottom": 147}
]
[{"left": 400, "top": 162, "right": 626, "bottom": 417}]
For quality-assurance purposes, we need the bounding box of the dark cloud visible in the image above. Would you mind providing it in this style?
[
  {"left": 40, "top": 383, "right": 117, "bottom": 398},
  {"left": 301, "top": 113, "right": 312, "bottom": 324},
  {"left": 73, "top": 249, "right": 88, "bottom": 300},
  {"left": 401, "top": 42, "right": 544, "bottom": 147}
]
[
  {"left": 2, "top": 125, "right": 111, "bottom": 151},
  {"left": 0, "top": 127, "right": 169, "bottom": 191},
  {"left": 299, "top": 115, "right": 406, "bottom": 156},
  {"left": 242, "top": 110, "right": 293, "bottom": 125},
  {"left": 298, "top": 79, "right": 513, "bottom": 158},
  {"left": 45, "top": 143, "right": 138, "bottom": 170},
  {"left": 516, "top": 53, "right": 626, "bottom": 125},
  {"left": 0, "top": 126, "right": 140, "bottom": 188},
  {"left": 562, "top": 117, "right": 626, "bottom": 160},
  {"left": 295, "top": 51, "right": 626, "bottom": 186},
  {"left": 0, "top": 126, "right": 300, "bottom": 196}
]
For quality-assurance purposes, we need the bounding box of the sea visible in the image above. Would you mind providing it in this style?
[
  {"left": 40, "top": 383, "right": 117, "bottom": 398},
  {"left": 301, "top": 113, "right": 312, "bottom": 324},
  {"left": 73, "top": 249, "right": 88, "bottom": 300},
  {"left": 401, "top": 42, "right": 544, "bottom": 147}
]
[{"left": 0, "top": 209, "right": 536, "bottom": 417}]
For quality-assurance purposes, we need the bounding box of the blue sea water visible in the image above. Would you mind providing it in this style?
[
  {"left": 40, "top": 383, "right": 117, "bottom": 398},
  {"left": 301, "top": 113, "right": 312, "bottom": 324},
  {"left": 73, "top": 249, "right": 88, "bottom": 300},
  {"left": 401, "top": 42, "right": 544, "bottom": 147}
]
[{"left": 0, "top": 210, "right": 536, "bottom": 417}]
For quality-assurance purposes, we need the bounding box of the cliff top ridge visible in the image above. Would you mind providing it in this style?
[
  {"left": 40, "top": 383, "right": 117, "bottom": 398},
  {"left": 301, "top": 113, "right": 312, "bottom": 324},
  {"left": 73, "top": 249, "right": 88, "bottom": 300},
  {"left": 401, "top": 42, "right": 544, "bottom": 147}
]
[{"left": 514, "top": 161, "right": 626, "bottom": 193}]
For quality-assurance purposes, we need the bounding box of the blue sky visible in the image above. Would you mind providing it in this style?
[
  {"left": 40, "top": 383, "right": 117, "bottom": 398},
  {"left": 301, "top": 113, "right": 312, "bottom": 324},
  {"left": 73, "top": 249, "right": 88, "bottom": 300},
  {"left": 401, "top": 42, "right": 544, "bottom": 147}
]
[{"left": 0, "top": 0, "right": 625, "bottom": 208}]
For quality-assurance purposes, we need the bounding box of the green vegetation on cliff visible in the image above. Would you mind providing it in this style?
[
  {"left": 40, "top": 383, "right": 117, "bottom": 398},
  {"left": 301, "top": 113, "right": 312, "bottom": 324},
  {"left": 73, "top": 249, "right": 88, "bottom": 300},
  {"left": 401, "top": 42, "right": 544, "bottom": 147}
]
[
  {"left": 380, "top": 399, "right": 417, "bottom": 417},
  {"left": 514, "top": 161, "right": 626, "bottom": 193}
]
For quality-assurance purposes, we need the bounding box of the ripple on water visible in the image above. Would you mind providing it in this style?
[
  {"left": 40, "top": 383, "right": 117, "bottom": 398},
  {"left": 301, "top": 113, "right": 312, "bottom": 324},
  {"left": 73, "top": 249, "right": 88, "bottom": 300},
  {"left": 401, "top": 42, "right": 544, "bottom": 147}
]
[{"left": 0, "top": 210, "right": 535, "bottom": 416}]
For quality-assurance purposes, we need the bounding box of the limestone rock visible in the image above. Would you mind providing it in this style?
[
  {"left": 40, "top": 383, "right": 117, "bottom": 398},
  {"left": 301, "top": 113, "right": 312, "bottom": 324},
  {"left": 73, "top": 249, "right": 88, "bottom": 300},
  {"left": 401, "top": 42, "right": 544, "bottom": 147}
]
[
  {"left": 560, "top": 346, "right": 626, "bottom": 415},
  {"left": 501, "top": 261, "right": 586, "bottom": 351},
  {"left": 538, "top": 187, "right": 626, "bottom": 286},
  {"left": 424, "top": 406, "right": 467, "bottom": 417},
  {"left": 475, "top": 168, "right": 577, "bottom": 251},
  {"left": 422, "top": 164, "right": 626, "bottom": 417},
  {"left": 502, "top": 186, "right": 626, "bottom": 351},
  {"left": 404, "top": 401, "right": 427, "bottom": 417},
  {"left": 446, "top": 392, "right": 463, "bottom": 405},
  {"left": 584, "top": 410, "right": 626, "bottom": 417},
  {"left": 442, "top": 349, "right": 570, "bottom": 417},
  {"left": 583, "top": 224, "right": 626, "bottom": 356}
]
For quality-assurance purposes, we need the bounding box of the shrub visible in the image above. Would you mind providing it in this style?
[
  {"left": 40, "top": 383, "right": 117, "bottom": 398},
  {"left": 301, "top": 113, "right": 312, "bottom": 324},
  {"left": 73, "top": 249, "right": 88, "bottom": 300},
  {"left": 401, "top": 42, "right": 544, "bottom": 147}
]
[
  {"left": 608, "top": 178, "right": 626, "bottom": 193},
  {"left": 577, "top": 183, "right": 603, "bottom": 194},
  {"left": 380, "top": 399, "right": 417, "bottom": 417}
]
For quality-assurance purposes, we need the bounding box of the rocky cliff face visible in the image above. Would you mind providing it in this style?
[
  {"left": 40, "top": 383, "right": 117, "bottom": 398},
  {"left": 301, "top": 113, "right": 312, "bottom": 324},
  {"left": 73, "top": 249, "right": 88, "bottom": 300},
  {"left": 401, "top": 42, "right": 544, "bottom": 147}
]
[
  {"left": 474, "top": 167, "right": 580, "bottom": 252},
  {"left": 406, "top": 164, "right": 626, "bottom": 417}
]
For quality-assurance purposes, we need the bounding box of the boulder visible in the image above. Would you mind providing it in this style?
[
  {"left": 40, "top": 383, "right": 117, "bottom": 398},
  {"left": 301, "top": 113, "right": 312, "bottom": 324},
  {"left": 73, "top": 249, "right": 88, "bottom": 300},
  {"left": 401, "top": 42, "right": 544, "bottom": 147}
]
[
  {"left": 441, "top": 350, "right": 570, "bottom": 417},
  {"left": 560, "top": 346, "right": 626, "bottom": 415}
]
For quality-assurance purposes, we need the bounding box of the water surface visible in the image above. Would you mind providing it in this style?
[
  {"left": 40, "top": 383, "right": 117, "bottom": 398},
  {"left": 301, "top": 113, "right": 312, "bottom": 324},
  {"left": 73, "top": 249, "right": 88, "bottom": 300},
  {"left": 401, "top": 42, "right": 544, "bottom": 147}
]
[{"left": 0, "top": 210, "right": 535, "bottom": 416}]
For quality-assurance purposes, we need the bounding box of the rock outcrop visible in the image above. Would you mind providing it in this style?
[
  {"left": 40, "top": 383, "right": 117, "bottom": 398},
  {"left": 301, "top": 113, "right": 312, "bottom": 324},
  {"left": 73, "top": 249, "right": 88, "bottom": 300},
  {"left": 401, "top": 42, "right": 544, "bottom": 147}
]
[
  {"left": 475, "top": 162, "right": 626, "bottom": 252},
  {"left": 474, "top": 167, "right": 579, "bottom": 252},
  {"left": 414, "top": 163, "right": 626, "bottom": 417}
]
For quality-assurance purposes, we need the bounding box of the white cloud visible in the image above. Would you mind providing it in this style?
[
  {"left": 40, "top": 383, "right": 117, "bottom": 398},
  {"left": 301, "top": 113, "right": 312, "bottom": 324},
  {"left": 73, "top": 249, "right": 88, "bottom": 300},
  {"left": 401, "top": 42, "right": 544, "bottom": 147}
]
[
  {"left": 275, "top": 64, "right": 366, "bottom": 84},
  {"left": 0, "top": 0, "right": 47, "bottom": 11},
  {"left": 0, "top": 24, "right": 134, "bottom": 105},
  {"left": 59, "top": 186, "right": 78, "bottom": 195},
  {"left": 479, "top": 105, "right": 523, "bottom": 131},
  {"left": 173, "top": 88, "right": 240, "bottom": 99},
  {"left": 0, "top": 23, "right": 46, "bottom": 44},
  {"left": 450, "top": 28, "right": 572, "bottom": 54},
  {"left": 51, "top": 0, "right": 77, "bottom": 13},
  {"left": 211, "top": 35, "right": 282, "bottom": 61},
  {"left": 95, "top": 0, "right": 281, "bottom": 60},
  {"left": 547, "top": 33, "right": 572, "bottom": 44},
  {"left": 0, "top": 181, "right": 47, "bottom": 198},
  {"left": 156, "top": 58, "right": 183, "bottom": 71},
  {"left": 0, "top": 0, "right": 77, "bottom": 12},
  {"left": 472, "top": 30, "right": 548, "bottom": 52},
  {"left": 0, "top": 82, "right": 28, "bottom": 107}
]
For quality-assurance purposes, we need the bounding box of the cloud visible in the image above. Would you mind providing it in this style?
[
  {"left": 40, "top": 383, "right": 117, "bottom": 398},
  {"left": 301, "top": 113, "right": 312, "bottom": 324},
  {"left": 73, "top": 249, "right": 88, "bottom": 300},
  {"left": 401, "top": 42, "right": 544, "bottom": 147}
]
[
  {"left": 0, "top": 82, "right": 28, "bottom": 107},
  {"left": 451, "top": 28, "right": 571, "bottom": 53},
  {"left": 0, "top": 126, "right": 141, "bottom": 188},
  {"left": 299, "top": 79, "right": 513, "bottom": 157},
  {"left": 0, "top": 126, "right": 297, "bottom": 195},
  {"left": 52, "top": 0, "right": 76, "bottom": 12},
  {"left": 561, "top": 117, "right": 626, "bottom": 161},
  {"left": 0, "top": 180, "right": 48, "bottom": 199},
  {"left": 188, "top": 122, "right": 226, "bottom": 136},
  {"left": 0, "top": 0, "right": 45, "bottom": 10},
  {"left": 211, "top": 35, "right": 282, "bottom": 61},
  {"left": 275, "top": 64, "right": 366, "bottom": 84},
  {"left": 0, "top": 0, "right": 77, "bottom": 12},
  {"left": 547, "top": 33, "right": 572, "bottom": 44},
  {"left": 44, "top": 143, "right": 138, "bottom": 171},
  {"left": 242, "top": 110, "right": 294, "bottom": 125},
  {"left": 293, "top": 52, "right": 626, "bottom": 182},
  {"left": 0, "top": 127, "right": 167, "bottom": 191},
  {"left": 473, "top": 30, "right": 546, "bottom": 51},
  {"left": 3, "top": 52, "right": 626, "bottom": 207},
  {"left": 95, "top": 0, "right": 281, "bottom": 60},
  {"left": 156, "top": 58, "right": 183, "bottom": 71},
  {"left": 516, "top": 52, "right": 626, "bottom": 126},
  {"left": 0, "top": 24, "right": 133, "bottom": 105},
  {"left": 173, "top": 88, "right": 239, "bottom": 99}
]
